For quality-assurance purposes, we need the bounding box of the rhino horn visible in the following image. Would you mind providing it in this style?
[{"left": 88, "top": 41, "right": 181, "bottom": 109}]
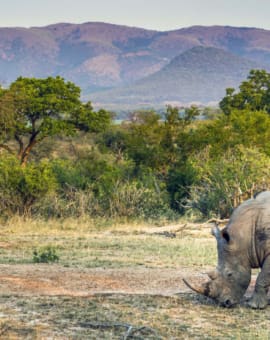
[{"left": 183, "top": 278, "right": 210, "bottom": 297}]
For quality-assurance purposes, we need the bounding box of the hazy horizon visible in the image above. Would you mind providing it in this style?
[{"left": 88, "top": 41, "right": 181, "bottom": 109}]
[{"left": 1, "top": 0, "right": 270, "bottom": 31}]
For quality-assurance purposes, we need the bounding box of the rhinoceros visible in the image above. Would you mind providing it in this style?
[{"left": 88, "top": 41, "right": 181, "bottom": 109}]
[{"left": 183, "top": 191, "right": 270, "bottom": 308}]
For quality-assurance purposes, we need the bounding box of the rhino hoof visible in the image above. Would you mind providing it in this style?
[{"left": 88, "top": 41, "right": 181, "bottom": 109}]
[{"left": 247, "top": 294, "right": 268, "bottom": 309}]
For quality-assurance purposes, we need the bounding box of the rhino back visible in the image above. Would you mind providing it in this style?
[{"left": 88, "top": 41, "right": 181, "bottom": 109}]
[
  {"left": 254, "top": 191, "right": 270, "bottom": 202},
  {"left": 226, "top": 192, "right": 270, "bottom": 268},
  {"left": 229, "top": 191, "right": 270, "bottom": 230},
  {"left": 254, "top": 193, "right": 270, "bottom": 262}
]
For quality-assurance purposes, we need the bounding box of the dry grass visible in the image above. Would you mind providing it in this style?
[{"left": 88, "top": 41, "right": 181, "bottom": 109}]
[
  {"left": 0, "top": 217, "right": 216, "bottom": 268},
  {"left": 0, "top": 294, "right": 270, "bottom": 339},
  {"left": 0, "top": 217, "right": 269, "bottom": 339}
]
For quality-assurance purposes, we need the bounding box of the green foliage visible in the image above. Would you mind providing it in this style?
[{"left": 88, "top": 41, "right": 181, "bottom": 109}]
[
  {"left": 33, "top": 246, "right": 59, "bottom": 263},
  {"left": 124, "top": 110, "right": 164, "bottom": 171},
  {"left": 192, "top": 109, "right": 270, "bottom": 157},
  {"left": 52, "top": 153, "right": 128, "bottom": 195},
  {"left": 39, "top": 154, "right": 128, "bottom": 218},
  {"left": 0, "top": 76, "right": 111, "bottom": 165},
  {"left": 0, "top": 156, "right": 24, "bottom": 216},
  {"left": 2, "top": 68, "right": 270, "bottom": 222},
  {"left": 107, "top": 106, "right": 197, "bottom": 177},
  {"left": 99, "top": 127, "right": 128, "bottom": 162},
  {"left": 167, "top": 161, "right": 197, "bottom": 213},
  {"left": 186, "top": 146, "right": 270, "bottom": 218},
  {"left": 70, "top": 101, "right": 111, "bottom": 133},
  {"left": 219, "top": 69, "right": 270, "bottom": 115},
  {"left": 20, "top": 161, "right": 57, "bottom": 198},
  {"left": 225, "top": 109, "right": 270, "bottom": 154},
  {"left": 0, "top": 156, "right": 57, "bottom": 217},
  {"left": 43, "top": 154, "right": 174, "bottom": 220},
  {"left": 108, "top": 180, "right": 174, "bottom": 220}
]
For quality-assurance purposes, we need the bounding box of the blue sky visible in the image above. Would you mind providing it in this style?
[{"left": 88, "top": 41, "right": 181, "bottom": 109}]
[{"left": 1, "top": 0, "right": 270, "bottom": 31}]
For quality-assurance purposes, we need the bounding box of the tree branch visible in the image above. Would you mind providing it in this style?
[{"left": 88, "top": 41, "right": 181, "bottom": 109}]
[
  {"left": 20, "top": 130, "right": 40, "bottom": 166},
  {"left": 15, "top": 134, "right": 24, "bottom": 159}
]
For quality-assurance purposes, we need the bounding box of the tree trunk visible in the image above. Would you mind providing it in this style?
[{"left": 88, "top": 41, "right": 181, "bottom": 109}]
[
  {"left": 15, "top": 134, "right": 24, "bottom": 162},
  {"left": 20, "top": 132, "right": 39, "bottom": 167}
]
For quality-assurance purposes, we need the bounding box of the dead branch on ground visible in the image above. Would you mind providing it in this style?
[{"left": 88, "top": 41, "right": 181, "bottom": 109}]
[{"left": 78, "top": 321, "right": 161, "bottom": 339}]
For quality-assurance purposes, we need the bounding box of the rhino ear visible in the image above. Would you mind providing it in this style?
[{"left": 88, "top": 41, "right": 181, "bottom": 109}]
[
  {"left": 221, "top": 229, "right": 230, "bottom": 243},
  {"left": 211, "top": 224, "right": 221, "bottom": 240},
  {"left": 212, "top": 224, "right": 230, "bottom": 243}
]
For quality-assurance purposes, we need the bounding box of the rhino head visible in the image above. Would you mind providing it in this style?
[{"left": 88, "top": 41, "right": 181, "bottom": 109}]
[{"left": 183, "top": 224, "right": 251, "bottom": 307}]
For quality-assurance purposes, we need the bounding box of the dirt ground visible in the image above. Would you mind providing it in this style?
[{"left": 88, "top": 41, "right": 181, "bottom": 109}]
[
  {"left": 0, "top": 264, "right": 197, "bottom": 296},
  {"left": 0, "top": 223, "right": 257, "bottom": 299},
  {"left": 0, "top": 264, "right": 257, "bottom": 298},
  {"left": 0, "top": 222, "right": 268, "bottom": 339}
]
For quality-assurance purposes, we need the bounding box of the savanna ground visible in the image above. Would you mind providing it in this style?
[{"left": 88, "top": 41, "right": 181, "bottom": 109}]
[{"left": 0, "top": 218, "right": 269, "bottom": 339}]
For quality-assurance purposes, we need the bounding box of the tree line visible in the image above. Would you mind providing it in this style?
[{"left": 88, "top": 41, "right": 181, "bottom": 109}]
[{"left": 0, "top": 70, "right": 270, "bottom": 220}]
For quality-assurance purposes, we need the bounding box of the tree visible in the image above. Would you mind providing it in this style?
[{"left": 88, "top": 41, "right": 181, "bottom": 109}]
[
  {"left": 124, "top": 110, "right": 164, "bottom": 171},
  {"left": 219, "top": 69, "right": 270, "bottom": 115},
  {"left": 0, "top": 76, "right": 111, "bottom": 166},
  {"left": 162, "top": 105, "right": 199, "bottom": 163},
  {"left": 193, "top": 108, "right": 270, "bottom": 157}
]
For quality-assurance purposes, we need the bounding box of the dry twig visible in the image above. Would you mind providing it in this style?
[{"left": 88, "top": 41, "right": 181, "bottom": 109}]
[
  {"left": 78, "top": 321, "right": 161, "bottom": 339},
  {"left": 205, "top": 218, "right": 229, "bottom": 225}
]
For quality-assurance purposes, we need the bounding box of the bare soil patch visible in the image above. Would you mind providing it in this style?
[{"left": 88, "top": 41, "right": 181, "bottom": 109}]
[
  {"left": 0, "top": 264, "right": 204, "bottom": 297},
  {"left": 0, "top": 220, "right": 268, "bottom": 339},
  {"left": 0, "top": 263, "right": 257, "bottom": 298},
  {"left": 0, "top": 264, "right": 263, "bottom": 340}
]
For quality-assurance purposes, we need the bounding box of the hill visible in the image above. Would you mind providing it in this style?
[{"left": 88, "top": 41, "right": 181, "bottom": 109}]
[
  {"left": 90, "top": 46, "right": 261, "bottom": 106},
  {"left": 0, "top": 23, "right": 270, "bottom": 104}
]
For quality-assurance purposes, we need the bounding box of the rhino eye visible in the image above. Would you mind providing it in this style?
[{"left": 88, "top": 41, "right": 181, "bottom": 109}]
[
  {"left": 227, "top": 272, "right": 233, "bottom": 278},
  {"left": 222, "top": 230, "right": 230, "bottom": 243}
]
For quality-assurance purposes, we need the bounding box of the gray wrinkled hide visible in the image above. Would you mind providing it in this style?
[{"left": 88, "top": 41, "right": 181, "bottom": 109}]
[
  {"left": 228, "top": 191, "right": 270, "bottom": 269},
  {"left": 185, "top": 191, "right": 270, "bottom": 308}
]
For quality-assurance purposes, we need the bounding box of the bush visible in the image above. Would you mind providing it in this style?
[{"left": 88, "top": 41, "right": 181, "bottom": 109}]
[
  {"left": 52, "top": 154, "right": 128, "bottom": 193},
  {"left": 0, "top": 156, "right": 57, "bottom": 217},
  {"left": 38, "top": 187, "right": 101, "bottom": 219},
  {"left": 109, "top": 180, "right": 175, "bottom": 220},
  {"left": 0, "top": 156, "right": 23, "bottom": 216},
  {"left": 48, "top": 156, "right": 133, "bottom": 218},
  {"left": 33, "top": 245, "right": 59, "bottom": 263},
  {"left": 186, "top": 146, "right": 270, "bottom": 218},
  {"left": 167, "top": 162, "right": 197, "bottom": 213},
  {"left": 47, "top": 154, "right": 178, "bottom": 220}
]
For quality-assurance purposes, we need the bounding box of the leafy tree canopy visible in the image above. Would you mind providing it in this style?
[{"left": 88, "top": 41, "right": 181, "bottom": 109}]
[
  {"left": 0, "top": 76, "right": 111, "bottom": 165},
  {"left": 101, "top": 106, "right": 199, "bottom": 177},
  {"left": 219, "top": 69, "right": 270, "bottom": 115}
]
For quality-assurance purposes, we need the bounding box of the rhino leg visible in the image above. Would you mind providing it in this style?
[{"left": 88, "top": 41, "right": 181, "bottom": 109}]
[{"left": 248, "top": 256, "right": 270, "bottom": 309}]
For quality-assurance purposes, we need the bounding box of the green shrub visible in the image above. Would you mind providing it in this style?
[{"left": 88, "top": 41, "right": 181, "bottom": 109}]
[
  {"left": 0, "top": 156, "right": 57, "bottom": 217},
  {"left": 0, "top": 156, "right": 23, "bottom": 216},
  {"left": 186, "top": 146, "right": 270, "bottom": 218},
  {"left": 38, "top": 187, "right": 101, "bottom": 218},
  {"left": 109, "top": 180, "right": 175, "bottom": 220},
  {"left": 167, "top": 162, "right": 197, "bottom": 213},
  {"left": 20, "top": 161, "right": 57, "bottom": 214},
  {"left": 51, "top": 154, "right": 127, "bottom": 194},
  {"left": 33, "top": 246, "right": 59, "bottom": 263}
]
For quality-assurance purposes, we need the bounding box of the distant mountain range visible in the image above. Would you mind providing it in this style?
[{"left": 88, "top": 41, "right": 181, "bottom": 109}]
[
  {"left": 0, "top": 22, "right": 270, "bottom": 108},
  {"left": 91, "top": 46, "right": 260, "bottom": 107}
]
